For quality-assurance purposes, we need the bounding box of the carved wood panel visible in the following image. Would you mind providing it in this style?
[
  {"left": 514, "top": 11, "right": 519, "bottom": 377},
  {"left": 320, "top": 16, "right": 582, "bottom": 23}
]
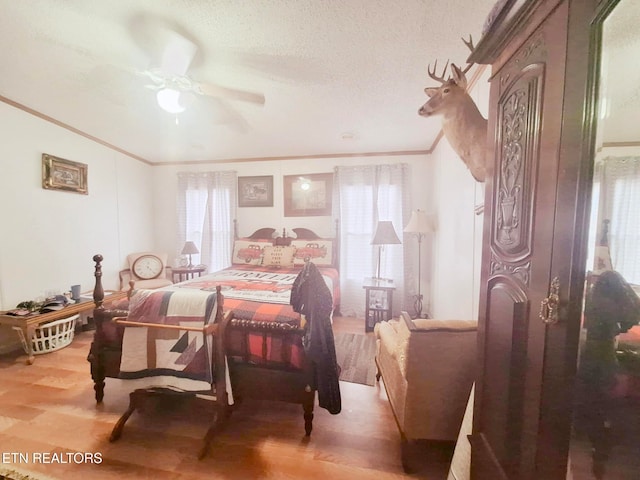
[
  {"left": 491, "top": 39, "right": 545, "bottom": 280},
  {"left": 473, "top": 0, "right": 597, "bottom": 478},
  {"left": 474, "top": 4, "right": 569, "bottom": 478}
]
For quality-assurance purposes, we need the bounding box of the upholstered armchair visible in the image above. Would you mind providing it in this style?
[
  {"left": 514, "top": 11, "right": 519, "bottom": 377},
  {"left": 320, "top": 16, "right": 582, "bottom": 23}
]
[
  {"left": 118, "top": 252, "right": 174, "bottom": 290},
  {"left": 374, "top": 311, "right": 477, "bottom": 472}
]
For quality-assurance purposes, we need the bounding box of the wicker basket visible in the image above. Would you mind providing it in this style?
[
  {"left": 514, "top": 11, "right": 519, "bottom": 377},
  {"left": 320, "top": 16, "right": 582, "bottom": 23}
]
[{"left": 13, "top": 314, "right": 79, "bottom": 355}]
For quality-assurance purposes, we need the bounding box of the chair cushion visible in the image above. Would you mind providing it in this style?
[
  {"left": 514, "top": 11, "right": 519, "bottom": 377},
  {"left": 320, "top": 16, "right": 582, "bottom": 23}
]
[
  {"left": 411, "top": 318, "right": 477, "bottom": 331},
  {"left": 375, "top": 320, "right": 401, "bottom": 360},
  {"left": 127, "top": 252, "right": 169, "bottom": 275}
]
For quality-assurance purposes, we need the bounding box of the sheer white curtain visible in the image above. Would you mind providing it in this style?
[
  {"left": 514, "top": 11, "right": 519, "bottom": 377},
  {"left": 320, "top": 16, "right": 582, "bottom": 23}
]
[
  {"left": 176, "top": 171, "right": 237, "bottom": 272},
  {"left": 333, "top": 164, "right": 412, "bottom": 317},
  {"left": 589, "top": 156, "right": 640, "bottom": 284}
]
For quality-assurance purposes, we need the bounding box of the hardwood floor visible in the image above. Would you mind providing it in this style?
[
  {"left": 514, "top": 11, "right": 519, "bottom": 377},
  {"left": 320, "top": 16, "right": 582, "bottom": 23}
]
[{"left": 0, "top": 317, "right": 453, "bottom": 479}]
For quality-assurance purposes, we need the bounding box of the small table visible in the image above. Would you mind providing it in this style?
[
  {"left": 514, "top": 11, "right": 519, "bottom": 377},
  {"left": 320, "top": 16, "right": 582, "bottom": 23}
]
[
  {"left": 363, "top": 278, "right": 396, "bottom": 332},
  {"left": 0, "top": 291, "right": 128, "bottom": 365},
  {"left": 172, "top": 266, "right": 207, "bottom": 283}
]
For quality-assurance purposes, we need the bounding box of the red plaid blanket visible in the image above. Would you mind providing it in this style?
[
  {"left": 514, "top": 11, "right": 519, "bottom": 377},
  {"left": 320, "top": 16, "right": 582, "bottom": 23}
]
[
  {"left": 172, "top": 264, "right": 340, "bottom": 369},
  {"left": 175, "top": 264, "right": 340, "bottom": 324}
]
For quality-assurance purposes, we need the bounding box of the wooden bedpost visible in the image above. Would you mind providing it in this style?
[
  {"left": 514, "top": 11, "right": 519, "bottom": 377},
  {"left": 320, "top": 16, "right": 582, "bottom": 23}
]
[
  {"left": 90, "top": 254, "right": 106, "bottom": 403},
  {"left": 93, "top": 254, "right": 105, "bottom": 309}
]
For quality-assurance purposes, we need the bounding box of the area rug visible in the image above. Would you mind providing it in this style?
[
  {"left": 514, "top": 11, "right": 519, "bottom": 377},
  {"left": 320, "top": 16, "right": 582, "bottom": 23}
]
[{"left": 334, "top": 332, "right": 377, "bottom": 386}]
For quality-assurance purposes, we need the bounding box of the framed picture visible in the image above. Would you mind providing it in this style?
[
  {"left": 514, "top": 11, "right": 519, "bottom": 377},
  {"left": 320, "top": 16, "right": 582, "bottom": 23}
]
[
  {"left": 284, "top": 172, "right": 333, "bottom": 217},
  {"left": 41, "top": 154, "right": 88, "bottom": 195},
  {"left": 238, "top": 175, "right": 274, "bottom": 207}
]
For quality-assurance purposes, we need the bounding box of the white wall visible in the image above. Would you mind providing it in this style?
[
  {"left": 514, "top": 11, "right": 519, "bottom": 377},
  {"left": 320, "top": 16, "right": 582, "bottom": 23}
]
[
  {"left": 429, "top": 67, "right": 490, "bottom": 320},
  {"left": 152, "top": 154, "right": 433, "bottom": 312},
  {"left": 153, "top": 155, "right": 432, "bottom": 260},
  {"left": 0, "top": 69, "right": 486, "bottom": 354},
  {"left": 0, "top": 102, "right": 154, "bottom": 351},
  {"left": 430, "top": 140, "right": 484, "bottom": 319}
]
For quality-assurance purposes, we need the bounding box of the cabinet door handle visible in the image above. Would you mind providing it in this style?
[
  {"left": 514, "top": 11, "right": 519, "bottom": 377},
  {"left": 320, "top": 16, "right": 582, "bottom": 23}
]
[{"left": 539, "top": 276, "right": 560, "bottom": 324}]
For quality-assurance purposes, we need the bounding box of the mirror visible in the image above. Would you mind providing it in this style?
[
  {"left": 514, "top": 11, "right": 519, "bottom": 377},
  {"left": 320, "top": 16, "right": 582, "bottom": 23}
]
[{"left": 569, "top": 0, "right": 640, "bottom": 478}]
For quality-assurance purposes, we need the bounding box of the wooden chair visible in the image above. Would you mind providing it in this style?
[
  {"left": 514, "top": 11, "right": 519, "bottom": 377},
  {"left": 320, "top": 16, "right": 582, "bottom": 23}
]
[{"left": 118, "top": 252, "right": 174, "bottom": 290}]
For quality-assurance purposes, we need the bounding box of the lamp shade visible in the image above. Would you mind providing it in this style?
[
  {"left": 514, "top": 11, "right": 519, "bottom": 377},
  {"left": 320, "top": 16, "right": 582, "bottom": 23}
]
[
  {"left": 181, "top": 241, "right": 199, "bottom": 255},
  {"left": 371, "top": 221, "right": 401, "bottom": 245},
  {"left": 404, "top": 209, "right": 434, "bottom": 234}
]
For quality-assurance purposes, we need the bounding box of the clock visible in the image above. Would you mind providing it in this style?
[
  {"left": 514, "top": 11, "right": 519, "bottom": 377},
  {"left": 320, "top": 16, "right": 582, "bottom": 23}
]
[{"left": 132, "top": 254, "right": 164, "bottom": 280}]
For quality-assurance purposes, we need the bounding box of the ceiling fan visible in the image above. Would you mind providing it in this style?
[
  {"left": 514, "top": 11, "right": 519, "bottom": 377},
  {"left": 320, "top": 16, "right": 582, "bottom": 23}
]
[{"left": 130, "top": 14, "right": 265, "bottom": 115}]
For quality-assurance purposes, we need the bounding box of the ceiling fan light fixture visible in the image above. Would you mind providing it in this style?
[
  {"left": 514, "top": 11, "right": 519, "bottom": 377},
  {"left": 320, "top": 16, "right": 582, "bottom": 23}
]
[{"left": 156, "top": 88, "right": 186, "bottom": 114}]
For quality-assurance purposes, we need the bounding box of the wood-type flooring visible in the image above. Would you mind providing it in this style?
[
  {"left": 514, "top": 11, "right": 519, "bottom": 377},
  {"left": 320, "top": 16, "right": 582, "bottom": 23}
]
[{"left": 0, "top": 316, "right": 453, "bottom": 479}]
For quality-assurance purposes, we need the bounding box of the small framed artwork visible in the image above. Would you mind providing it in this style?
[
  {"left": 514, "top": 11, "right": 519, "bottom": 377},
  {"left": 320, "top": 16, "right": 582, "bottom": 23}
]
[
  {"left": 238, "top": 175, "right": 274, "bottom": 207},
  {"left": 42, "top": 154, "right": 88, "bottom": 195},
  {"left": 284, "top": 172, "right": 333, "bottom": 217}
]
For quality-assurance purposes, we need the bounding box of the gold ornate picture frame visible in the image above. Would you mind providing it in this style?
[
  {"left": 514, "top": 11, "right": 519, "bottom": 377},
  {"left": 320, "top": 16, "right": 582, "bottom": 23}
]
[{"left": 42, "top": 153, "right": 88, "bottom": 195}]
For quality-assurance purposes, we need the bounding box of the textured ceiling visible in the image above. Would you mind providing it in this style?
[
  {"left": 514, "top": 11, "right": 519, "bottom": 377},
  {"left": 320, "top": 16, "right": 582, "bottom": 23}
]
[
  {"left": 1, "top": 1, "right": 634, "bottom": 165},
  {"left": 0, "top": 0, "right": 497, "bottom": 164}
]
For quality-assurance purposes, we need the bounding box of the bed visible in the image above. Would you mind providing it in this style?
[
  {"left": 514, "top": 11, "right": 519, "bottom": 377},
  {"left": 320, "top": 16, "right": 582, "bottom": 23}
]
[{"left": 87, "top": 226, "right": 341, "bottom": 436}]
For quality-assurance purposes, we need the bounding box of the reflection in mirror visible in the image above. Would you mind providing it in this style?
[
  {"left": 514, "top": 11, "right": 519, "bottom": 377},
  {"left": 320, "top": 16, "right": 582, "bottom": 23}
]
[{"left": 569, "top": 0, "right": 640, "bottom": 478}]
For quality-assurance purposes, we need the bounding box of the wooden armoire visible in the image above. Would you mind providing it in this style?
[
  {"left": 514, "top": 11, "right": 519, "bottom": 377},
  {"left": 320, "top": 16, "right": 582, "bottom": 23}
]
[{"left": 468, "top": 0, "right": 610, "bottom": 478}]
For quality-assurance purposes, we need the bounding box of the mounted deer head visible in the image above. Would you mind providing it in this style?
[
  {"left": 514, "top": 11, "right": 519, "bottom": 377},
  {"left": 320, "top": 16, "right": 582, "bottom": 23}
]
[{"left": 419, "top": 36, "right": 488, "bottom": 182}]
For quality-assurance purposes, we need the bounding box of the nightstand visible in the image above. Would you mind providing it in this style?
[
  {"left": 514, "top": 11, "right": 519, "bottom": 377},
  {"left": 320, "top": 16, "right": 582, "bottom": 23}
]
[
  {"left": 363, "top": 278, "right": 395, "bottom": 333},
  {"left": 172, "top": 266, "right": 207, "bottom": 283}
]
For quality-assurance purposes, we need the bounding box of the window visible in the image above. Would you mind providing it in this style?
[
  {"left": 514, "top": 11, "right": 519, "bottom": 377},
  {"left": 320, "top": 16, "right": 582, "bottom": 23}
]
[
  {"left": 588, "top": 157, "right": 640, "bottom": 284},
  {"left": 334, "top": 164, "right": 411, "bottom": 316},
  {"left": 177, "top": 171, "right": 237, "bottom": 272}
]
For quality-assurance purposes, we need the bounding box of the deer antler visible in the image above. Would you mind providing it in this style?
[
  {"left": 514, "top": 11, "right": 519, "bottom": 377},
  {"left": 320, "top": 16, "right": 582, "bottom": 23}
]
[
  {"left": 427, "top": 59, "right": 450, "bottom": 84},
  {"left": 462, "top": 35, "right": 475, "bottom": 52},
  {"left": 458, "top": 35, "right": 476, "bottom": 75}
]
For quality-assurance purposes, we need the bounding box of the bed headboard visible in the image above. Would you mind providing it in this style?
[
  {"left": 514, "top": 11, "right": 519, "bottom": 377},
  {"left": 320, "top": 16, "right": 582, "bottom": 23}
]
[{"left": 234, "top": 220, "right": 340, "bottom": 270}]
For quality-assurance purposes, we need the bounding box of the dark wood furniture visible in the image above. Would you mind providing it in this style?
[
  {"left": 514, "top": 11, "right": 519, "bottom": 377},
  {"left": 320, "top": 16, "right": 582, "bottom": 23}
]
[
  {"left": 87, "top": 225, "right": 340, "bottom": 437},
  {"left": 363, "top": 278, "right": 395, "bottom": 332},
  {"left": 172, "top": 265, "right": 206, "bottom": 282},
  {"left": 0, "top": 291, "right": 127, "bottom": 365},
  {"left": 469, "top": 1, "right": 607, "bottom": 478}
]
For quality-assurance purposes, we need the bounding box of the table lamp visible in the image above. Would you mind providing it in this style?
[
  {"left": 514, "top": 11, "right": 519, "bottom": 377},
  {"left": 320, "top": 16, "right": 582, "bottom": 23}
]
[
  {"left": 371, "top": 220, "right": 401, "bottom": 281},
  {"left": 181, "top": 241, "right": 199, "bottom": 268}
]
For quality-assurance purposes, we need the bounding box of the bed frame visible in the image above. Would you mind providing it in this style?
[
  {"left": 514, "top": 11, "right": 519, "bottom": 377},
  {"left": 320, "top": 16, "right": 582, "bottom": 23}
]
[
  {"left": 235, "top": 220, "right": 341, "bottom": 267},
  {"left": 87, "top": 225, "right": 340, "bottom": 436}
]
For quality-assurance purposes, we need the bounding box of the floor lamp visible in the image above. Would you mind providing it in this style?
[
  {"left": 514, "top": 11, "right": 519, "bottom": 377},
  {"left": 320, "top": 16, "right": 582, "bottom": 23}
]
[
  {"left": 371, "top": 220, "right": 401, "bottom": 281},
  {"left": 404, "top": 210, "right": 433, "bottom": 318}
]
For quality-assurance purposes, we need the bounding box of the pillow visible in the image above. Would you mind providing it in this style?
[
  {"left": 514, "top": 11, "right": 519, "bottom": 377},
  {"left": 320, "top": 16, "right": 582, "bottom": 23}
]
[
  {"left": 262, "top": 245, "right": 296, "bottom": 267},
  {"left": 232, "top": 240, "right": 266, "bottom": 265},
  {"left": 291, "top": 239, "right": 333, "bottom": 266}
]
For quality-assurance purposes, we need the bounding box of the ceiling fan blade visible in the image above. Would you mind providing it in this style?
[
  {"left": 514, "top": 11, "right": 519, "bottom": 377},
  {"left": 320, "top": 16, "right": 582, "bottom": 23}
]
[
  {"left": 208, "top": 98, "right": 250, "bottom": 133},
  {"left": 160, "top": 30, "right": 197, "bottom": 76},
  {"left": 128, "top": 13, "right": 201, "bottom": 75},
  {"left": 196, "top": 82, "right": 266, "bottom": 105}
]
